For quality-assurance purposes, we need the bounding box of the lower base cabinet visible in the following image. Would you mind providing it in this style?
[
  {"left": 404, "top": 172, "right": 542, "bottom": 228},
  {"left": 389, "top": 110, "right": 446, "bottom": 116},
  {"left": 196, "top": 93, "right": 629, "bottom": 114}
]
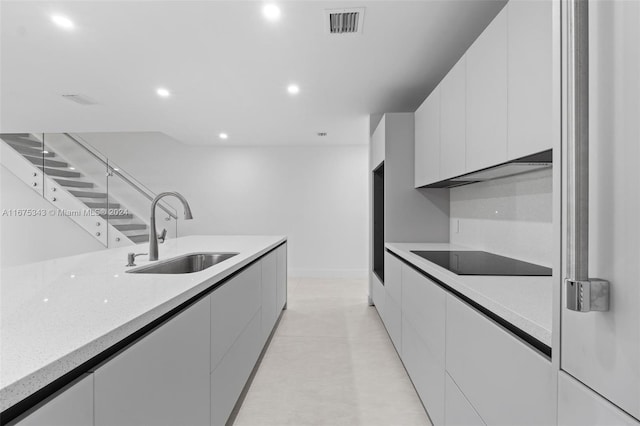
[
  {"left": 211, "top": 310, "right": 263, "bottom": 426},
  {"left": 558, "top": 372, "right": 640, "bottom": 426},
  {"left": 445, "top": 296, "right": 554, "bottom": 426},
  {"left": 445, "top": 373, "right": 485, "bottom": 426},
  {"left": 94, "top": 296, "right": 211, "bottom": 426}
]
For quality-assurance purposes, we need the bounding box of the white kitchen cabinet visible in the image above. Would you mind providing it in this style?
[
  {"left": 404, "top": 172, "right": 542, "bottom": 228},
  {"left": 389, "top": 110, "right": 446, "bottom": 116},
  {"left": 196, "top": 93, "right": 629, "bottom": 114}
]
[
  {"left": 261, "top": 250, "right": 278, "bottom": 344},
  {"left": 440, "top": 55, "right": 466, "bottom": 178},
  {"left": 211, "top": 309, "right": 262, "bottom": 426},
  {"left": 507, "top": 0, "right": 553, "bottom": 159},
  {"left": 445, "top": 295, "right": 554, "bottom": 426},
  {"left": 15, "top": 374, "right": 94, "bottom": 426},
  {"left": 401, "top": 265, "right": 446, "bottom": 426},
  {"left": 371, "top": 116, "right": 385, "bottom": 170},
  {"left": 414, "top": 87, "right": 440, "bottom": 187},
  {"left": 371, "top": 274, "right": 385, "bottom": 320},
  {"left": 276, "top": 244, "right": 287, "bottom": 311},
  {"left": 558, "top": 372, "right": 640, "bottom": 426},
  {"left": 402, "top": 318, "right": 445, "bottom": 426},
  {"left": 211, "top": 262, "right": 262, "bottom": 371},
  {"left": 94, "top": 296, "right": 210, "bottom": 426},
  {"left": 444, "top": 373, "right": 485, "bottom": 426},
  {"left": 466, "top": 6, "right": 508, "bottom": 172},
  {"left": 384, "top": 252, "right": 402, "bottom": 305},
  {"left": 383, "top": 291, "right": 402, "bottom": 355}
]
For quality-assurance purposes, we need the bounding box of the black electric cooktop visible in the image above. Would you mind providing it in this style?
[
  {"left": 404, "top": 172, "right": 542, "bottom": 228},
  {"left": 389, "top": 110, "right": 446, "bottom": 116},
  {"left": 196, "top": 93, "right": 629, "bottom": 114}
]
[{"left": 410, "top": 250, "right": 552, "bottom": 276}]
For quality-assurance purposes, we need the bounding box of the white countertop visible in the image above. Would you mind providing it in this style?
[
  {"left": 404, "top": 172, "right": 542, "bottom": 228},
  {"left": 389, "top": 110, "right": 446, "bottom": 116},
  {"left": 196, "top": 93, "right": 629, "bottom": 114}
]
[
  {"left": 386, "top": 243, "right": 552, "bottom": 348},
  {"left": 0, "top": 235, "right": 286, "bottom": 412}
]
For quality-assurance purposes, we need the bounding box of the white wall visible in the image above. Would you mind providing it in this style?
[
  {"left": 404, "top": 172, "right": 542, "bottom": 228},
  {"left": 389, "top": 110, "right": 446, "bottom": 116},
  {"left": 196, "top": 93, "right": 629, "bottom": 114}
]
[
  {"left": 449, "top": 168, "right": 553, "bottom": 267},
  {"left": 0, "top": 166, "right": 105, "bottom": 267},
  {"left": 79, "top": 132, "right": 369, "bottom": 278}
]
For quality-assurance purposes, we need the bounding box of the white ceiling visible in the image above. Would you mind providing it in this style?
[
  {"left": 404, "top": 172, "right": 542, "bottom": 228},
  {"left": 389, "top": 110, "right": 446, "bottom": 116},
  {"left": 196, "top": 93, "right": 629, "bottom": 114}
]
[{"left": 0, "top": 1, "right": 505, "bottom": 145}]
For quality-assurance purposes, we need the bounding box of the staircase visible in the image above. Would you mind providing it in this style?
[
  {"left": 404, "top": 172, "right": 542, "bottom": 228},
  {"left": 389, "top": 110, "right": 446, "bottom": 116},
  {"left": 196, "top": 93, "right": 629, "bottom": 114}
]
[{"left": 1, "top": 133, "right": 176, "bottom": 247}]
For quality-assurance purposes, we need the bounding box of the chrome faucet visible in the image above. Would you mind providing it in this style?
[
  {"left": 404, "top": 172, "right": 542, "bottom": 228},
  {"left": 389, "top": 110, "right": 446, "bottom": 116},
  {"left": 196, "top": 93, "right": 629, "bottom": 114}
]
[{"left": 149, "top": 192, "right": 193, "bottom": 261}]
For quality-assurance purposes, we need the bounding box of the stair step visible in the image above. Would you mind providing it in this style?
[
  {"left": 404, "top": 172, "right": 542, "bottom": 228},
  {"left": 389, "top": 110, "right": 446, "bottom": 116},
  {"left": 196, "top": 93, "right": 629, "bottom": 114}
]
[
  {"left": 101, "top": 213, "right": 133, "bottom": 220},
  {"left": 2, "top": 135, "right": 43, "bottom": 148},
  {"left": 38, "top": 167, "right": 81, "bottom": 178},
  {"left": 25, "top": 155, "right": 69, "bottom": 168},
  {"left": 7, "top": 144, "right": 56, "bottom": 158},
  {"left": 69, "top": 190, "right": 107, "bottom": 199},
  {"left": 114, "top": 223, "right": 147, "bottom": 231},
  {"left": 129, "top": 234, "right": 150, "bottom": 243},
  {"left": 85, "top": 201, "right": 121, "bottom": 209},
  {"left": 55, "top": 179, "right": 94, "bottom": 188}
]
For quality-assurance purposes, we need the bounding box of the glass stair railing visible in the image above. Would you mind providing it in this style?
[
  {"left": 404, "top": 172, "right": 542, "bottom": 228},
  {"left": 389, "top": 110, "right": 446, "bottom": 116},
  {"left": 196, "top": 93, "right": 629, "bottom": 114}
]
[{"left": 0, "top": 132, "right": 178, "bottom": 248}]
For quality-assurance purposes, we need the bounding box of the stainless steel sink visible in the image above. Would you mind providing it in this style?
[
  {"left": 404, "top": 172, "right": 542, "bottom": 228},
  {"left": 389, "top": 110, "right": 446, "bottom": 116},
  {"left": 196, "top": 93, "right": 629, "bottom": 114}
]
[{"left": 127, "top": 252, "right": 238, "bottom": 274}]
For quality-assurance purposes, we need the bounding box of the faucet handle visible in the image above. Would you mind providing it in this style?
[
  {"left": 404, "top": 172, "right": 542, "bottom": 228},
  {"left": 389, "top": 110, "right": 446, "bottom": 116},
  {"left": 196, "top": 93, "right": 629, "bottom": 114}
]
[
  {"left": 157, "top": 228, "right": 167, "bottom": 244},
  {"left": 126, "top": 252, "right": 148, "bottom": 267}
]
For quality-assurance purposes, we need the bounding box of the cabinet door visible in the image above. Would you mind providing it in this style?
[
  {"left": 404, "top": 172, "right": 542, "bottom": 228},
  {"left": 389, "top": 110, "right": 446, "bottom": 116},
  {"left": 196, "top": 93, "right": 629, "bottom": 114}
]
[
  {"left": 507, "top": 0, "right": 553, "bottom": 159},
  {"left": 384, "top": 252, "right": 402, "bottom": 305},
  {"left": 16, "top": 374, "right": 94, "bottom": 426},
  {"left": 383, "top": 294, "right": 402, "bottom": 355},
  {"left": 558, "top": 372, "right": 640, "bottom": 426},
  {"left": 211, "top": 262, "right": 261, "bottom": 371},
  {"left": 445, "top": 295, "right": 554, "bottom": 426},
  {"left": 211, "top": 310, "right": 262, "bottom": 426},
  {"left": 445, "top": 373, "right": 485, "bottom": 426},
  {"left": 94, "top": 297, "right": 210, "bottom": 426},
  {"left": 261, "top": 250, "right": 278, "bottom": 344},
  {"left": 414, "top": 87, "right": 440, "bottom": 187},
  {"left": 402, "top": 265, "right": 446, "bottom": 425},
  {"left": 466, "top": 7, "right": 508, "bottom": 172},
  {"left": 440, "top": 56, "right": 466, "bottom": 179},
  {"left": 276, "top": 244, "right": 287, "bottom": 311},
  {"left": 402, "top": 318, "right": 445, "bottom": 426}
]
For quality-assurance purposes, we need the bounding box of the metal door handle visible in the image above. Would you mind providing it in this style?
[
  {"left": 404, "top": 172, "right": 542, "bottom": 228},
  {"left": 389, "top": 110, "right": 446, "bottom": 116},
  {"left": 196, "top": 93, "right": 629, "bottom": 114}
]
[{"left": 565, "top": 0, "right": 609, "bottom": 312}]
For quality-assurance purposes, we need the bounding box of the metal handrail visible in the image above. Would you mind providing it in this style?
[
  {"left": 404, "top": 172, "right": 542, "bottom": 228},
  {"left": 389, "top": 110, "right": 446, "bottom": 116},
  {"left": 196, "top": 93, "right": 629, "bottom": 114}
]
[{"left": 62, "top": 133, "right": 178, "bottom": 220}]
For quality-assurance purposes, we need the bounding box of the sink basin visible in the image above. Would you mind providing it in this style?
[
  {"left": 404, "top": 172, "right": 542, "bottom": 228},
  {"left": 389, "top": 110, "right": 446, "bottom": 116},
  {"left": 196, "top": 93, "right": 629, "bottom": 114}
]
[{"left": 127, "top": 252, "right": 238, "bottom": 274}]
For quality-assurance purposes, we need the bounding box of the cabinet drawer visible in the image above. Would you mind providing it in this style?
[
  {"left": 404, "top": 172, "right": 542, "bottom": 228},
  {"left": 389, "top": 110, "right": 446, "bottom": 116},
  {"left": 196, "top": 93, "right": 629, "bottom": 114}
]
[
  {"left": 401, "top": 264, "right": 446, "bottom": 362},
  {"left": 402, "top": 317, "right": 445, "bottom": 426},
  {"left": 383, "top": 293, "right": 402, "bottom": 355},
  {"left": 261, "top": 251, "right": 278, "bottom": 344},
  {"left": 384, "top": 252, "right": 402, "bottom": 305},
  {"left": 211, "top": 309, "right": 262, "bottom": 426},
  {"left": 211, "top": 261, "right": 261, "bottom": 371},
  {"left": 445, "top": 296, "right": 554, "bottom": 425},
  {"left": 445, "top": 372, "right": 485, "bottom": 426}
]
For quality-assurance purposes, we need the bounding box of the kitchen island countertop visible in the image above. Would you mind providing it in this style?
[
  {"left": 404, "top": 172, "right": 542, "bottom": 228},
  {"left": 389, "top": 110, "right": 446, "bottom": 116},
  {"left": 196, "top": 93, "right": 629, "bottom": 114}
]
[{"left": 0, "top": 235, "right": 286, "bottom": 412}]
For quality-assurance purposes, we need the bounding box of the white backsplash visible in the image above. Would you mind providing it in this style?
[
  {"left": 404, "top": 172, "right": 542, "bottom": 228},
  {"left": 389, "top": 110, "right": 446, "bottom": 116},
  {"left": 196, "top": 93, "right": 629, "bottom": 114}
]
[{"left": 450, "top": 168, "right": 553, "bottom": 267}]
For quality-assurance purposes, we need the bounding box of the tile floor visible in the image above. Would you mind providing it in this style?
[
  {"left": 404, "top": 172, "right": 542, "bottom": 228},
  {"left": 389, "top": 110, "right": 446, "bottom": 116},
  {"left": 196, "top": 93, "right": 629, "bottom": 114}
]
[{"left": 234, "top": 278, "right": 432, "bottom": 426}]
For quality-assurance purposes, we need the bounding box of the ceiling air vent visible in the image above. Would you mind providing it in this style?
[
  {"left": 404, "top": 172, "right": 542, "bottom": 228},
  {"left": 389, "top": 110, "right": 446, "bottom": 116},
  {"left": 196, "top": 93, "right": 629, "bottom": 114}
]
[
  {"left": 325, "top": 8, "right": 365, "bottom": 35},
  {"left": 62, "top": 94, "right": 98, "bottom": 105}
]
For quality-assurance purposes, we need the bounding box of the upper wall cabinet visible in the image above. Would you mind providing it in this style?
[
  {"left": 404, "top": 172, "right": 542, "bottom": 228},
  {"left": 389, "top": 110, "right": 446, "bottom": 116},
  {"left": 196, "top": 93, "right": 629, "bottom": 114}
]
[
  {"left": 414, "top": 87, "right": 440, "bottom": 187},
  {"left": 414, "top": 1, "right": 555, "bottom": 187},
  {"left": 440, "top": 56, "right": 467, "bottom": 179},
  {"left": 507, "top": 0, "right": 553, "bottom": 160},
  {"left": 466, "top": 7, "right": 508, "bottom": 172}
]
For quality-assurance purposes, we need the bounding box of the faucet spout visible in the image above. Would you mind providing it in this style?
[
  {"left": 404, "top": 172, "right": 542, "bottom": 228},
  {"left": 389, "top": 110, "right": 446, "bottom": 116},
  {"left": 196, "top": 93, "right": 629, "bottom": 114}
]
[{"left": 149, "top": 191, "right": 193, "bottom": 261}]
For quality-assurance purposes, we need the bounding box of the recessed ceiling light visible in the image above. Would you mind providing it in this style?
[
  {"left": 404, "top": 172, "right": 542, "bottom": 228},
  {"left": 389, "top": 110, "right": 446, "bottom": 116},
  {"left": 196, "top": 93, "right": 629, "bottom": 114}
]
[
  {"left": 69, "top": 167, "right": 76, "bottom": 170},
  {"left": 263, "top": 4, "right": 281, "bottom": 21},
  {"left": 219, "top": 133, "right": 229, "bottom": 140},
  {"left": 156, "top": 88, "right": 170, "bottom": 98},
  {"left": 287, "top": 84, "right": 300, "bottom": 95},
  {"left": 51, "top": 15, "right": 74, "bottom": 30}
]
